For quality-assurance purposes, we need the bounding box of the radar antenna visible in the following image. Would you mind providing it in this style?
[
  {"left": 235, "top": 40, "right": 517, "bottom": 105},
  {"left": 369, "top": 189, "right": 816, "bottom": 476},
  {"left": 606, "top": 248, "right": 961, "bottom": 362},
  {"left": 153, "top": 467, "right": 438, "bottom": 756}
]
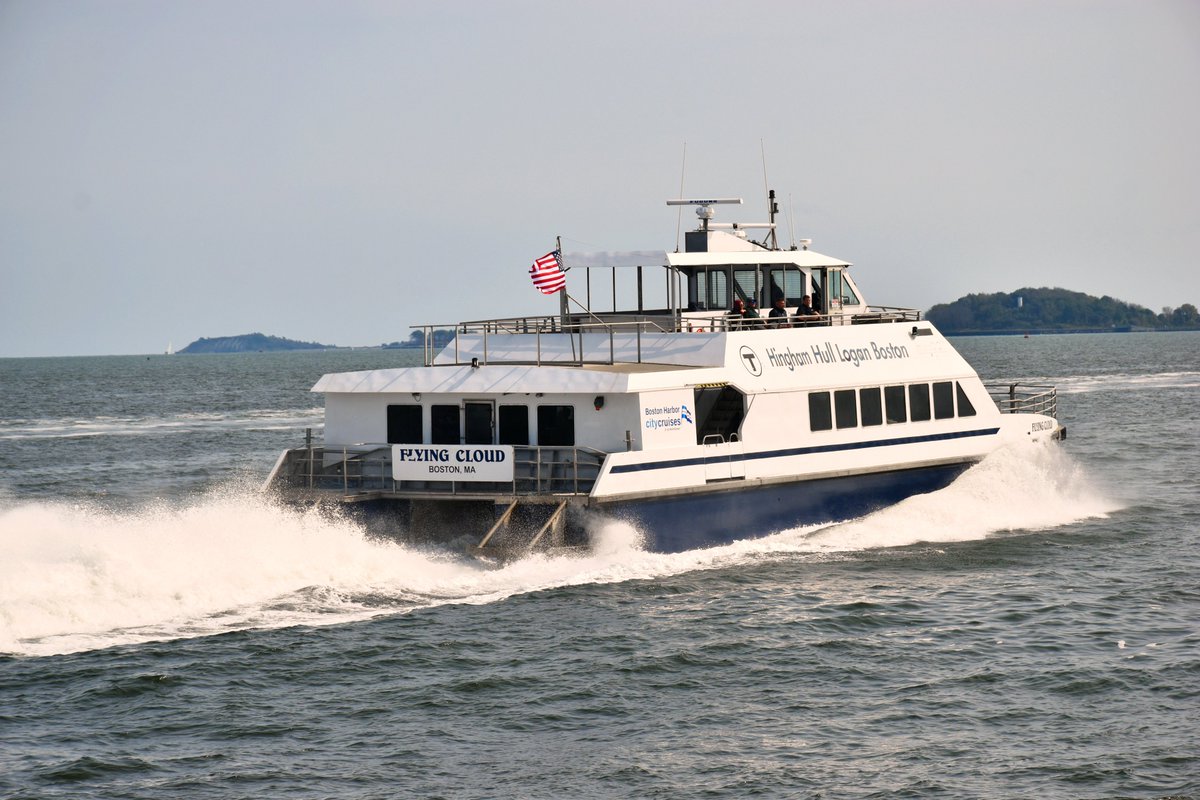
[{"left": 665, "top": 197, "right": 742, "bottom": 232}]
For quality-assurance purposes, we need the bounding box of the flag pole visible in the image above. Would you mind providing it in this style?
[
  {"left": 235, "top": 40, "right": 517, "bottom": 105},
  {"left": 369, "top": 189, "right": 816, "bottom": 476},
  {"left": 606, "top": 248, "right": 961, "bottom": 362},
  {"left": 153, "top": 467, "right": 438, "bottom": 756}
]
[{"left": 557, "top": 235, "right": 568, "bottom": 328}]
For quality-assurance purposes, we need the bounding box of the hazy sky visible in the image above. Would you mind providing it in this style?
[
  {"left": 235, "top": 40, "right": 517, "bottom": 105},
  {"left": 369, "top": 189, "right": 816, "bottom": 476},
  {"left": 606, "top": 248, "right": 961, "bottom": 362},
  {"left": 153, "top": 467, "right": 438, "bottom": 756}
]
[{"left": 2, "top": 0, "right": 1197, "bottom": 357}]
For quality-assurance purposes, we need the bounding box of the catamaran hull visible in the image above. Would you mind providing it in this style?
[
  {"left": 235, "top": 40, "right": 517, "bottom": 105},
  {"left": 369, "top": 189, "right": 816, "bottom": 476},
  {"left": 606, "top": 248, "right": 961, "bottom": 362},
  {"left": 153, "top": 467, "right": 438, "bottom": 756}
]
[
  {"left": 306, "top": 459, "right": 977, "bottom": 556},
  {"left": 598, "top": 460, "right": 974, "bottom": 552}
]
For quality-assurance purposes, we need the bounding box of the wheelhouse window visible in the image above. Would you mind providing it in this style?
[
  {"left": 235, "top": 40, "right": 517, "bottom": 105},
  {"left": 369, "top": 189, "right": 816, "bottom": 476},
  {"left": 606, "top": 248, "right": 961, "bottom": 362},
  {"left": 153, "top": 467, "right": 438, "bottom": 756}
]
[
  {"left": 498, "top": 405, "right": 529, "bottom": 445},
  {"left": 932, "top": 382, "right": 955, "bottom": 420},
  {"left": 808, "top": 392, "right": 833, "bottom": 432},
  {"left": 431, "top": 405, "right": 459, "bottom": 444},
  {"left": 908, "top": 384, "right": 931, "bottom": 422},
  {"left": 536, "top": 405, "right": 575, "bottom": 446},
  {"left": 386, "top": 405, "right": 422, "bottom": 444}
]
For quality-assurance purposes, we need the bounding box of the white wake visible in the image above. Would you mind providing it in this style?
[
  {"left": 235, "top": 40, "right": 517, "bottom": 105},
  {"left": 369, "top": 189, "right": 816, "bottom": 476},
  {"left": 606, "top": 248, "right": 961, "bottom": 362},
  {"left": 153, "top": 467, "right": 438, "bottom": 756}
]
[{"left": 0, "top": 443, "right": 1117, "bottom": 658}]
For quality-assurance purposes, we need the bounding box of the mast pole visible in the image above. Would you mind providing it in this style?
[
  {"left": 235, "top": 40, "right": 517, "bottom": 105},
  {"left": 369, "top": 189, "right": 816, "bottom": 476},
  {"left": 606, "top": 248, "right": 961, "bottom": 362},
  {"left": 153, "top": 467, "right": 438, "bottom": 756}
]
[{"left": 557, "top": 235, "right": 568, "bottom": 327}]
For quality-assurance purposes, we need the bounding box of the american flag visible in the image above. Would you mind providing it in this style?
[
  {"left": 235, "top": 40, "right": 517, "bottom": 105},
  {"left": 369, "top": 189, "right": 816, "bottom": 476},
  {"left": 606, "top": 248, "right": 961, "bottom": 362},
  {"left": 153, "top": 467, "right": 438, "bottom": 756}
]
[{"left": 529, "top": 250, "right": 566, "bottom": 294}]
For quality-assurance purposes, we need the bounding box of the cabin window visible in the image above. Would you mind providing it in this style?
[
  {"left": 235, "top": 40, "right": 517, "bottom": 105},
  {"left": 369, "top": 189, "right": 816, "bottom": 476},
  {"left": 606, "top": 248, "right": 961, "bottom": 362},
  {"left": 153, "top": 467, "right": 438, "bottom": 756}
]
[
  {"left": 536, "top": 405, "right": 575, "bottom": 446},
  {"left": 884, "top": 385, "right": 907, "bottom": 424},
  {"left": 955, "top": 382, "right": 977, "bottom": 417},
  {"left": 464, "top": 402, "right": 494, "bottom": 444},
  {"left": 693, "top": 386, "right": 745, "bottom": 444},
  {"left": 834, "top": 390, "right": 858, "bottom": 429},
  {"left": 431, "top": 405, "right": 460, "bottom": 444},
  {"left": 696, "top": 269, "right": 729, "bottom": 311},
  {"left": 932, "top": 382, "right": 955, "bottom": 419},
  {"left": 768, "top": 267, "right": 806, "bottom": 305},
  {"left": 840, "top": 276, "right": 861, "bottom": 306},
  {"left": 386, "top": 405, "right": 422, "bottom": 444},
  {"left": 859, "top": 387, "right": 883, "bottom": 427},
  {"left": 908, "top": 384, "right": 932, "bottom": 422},
  {"left": 733, "top": 268, "right": 761, "bottom": 304},
  {"left": 808, "top": 392, "right": 833, "bottom": 432},
  {"left": 498, "top": 405, "right": 529, "bottom": 445}
]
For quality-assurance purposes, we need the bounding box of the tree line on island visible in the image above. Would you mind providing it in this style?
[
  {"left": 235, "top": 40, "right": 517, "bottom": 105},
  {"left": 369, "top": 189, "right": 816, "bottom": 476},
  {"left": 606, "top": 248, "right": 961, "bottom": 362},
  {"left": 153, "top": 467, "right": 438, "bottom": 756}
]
[
  {"left": 176, "top": 329, "right": 458, "bottom": 353},
  {"left": 925, "top": 287, "right": 1199, "bottom": 335}
]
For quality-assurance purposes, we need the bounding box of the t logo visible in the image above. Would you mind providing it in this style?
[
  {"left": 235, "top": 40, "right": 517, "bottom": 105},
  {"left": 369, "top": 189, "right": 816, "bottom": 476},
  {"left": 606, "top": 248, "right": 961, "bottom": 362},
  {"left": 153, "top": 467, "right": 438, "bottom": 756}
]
[{"left": 739, "top": 345, "right": 762, "bottom": 376}]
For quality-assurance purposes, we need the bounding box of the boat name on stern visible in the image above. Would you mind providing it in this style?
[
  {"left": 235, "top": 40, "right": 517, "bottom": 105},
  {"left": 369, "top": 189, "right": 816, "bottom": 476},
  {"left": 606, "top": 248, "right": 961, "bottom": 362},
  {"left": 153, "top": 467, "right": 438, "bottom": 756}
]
[{"left": 391, "top": 445, "right": 515, "bottom": 481}]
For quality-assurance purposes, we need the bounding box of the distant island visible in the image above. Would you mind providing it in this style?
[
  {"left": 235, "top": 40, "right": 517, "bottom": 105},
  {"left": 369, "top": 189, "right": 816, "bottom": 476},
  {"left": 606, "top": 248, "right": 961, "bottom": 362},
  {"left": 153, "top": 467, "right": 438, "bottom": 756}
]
[
  {"left": 178, "top": 333, "right": 336, "bottom": 354},
  {"left": 382, "top": 330, "right": 457, "bottom": 349},
  {"left": 926, "top": 288, "right": 1199, "bottom": 335}
]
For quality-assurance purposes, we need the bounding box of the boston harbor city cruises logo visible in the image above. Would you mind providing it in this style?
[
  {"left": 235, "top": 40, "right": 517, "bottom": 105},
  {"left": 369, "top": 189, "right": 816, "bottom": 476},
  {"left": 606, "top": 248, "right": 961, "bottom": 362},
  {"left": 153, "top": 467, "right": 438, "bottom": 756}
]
[{"left": 738, "top": 345, "right": 762, "bottom": 376}]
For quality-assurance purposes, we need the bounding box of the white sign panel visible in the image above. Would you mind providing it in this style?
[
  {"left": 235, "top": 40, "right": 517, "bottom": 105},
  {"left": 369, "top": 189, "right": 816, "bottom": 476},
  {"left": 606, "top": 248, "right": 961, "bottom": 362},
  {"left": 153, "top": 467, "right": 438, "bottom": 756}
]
[{"left": 392, "top": 445, "right": 515, "bottom": 482}]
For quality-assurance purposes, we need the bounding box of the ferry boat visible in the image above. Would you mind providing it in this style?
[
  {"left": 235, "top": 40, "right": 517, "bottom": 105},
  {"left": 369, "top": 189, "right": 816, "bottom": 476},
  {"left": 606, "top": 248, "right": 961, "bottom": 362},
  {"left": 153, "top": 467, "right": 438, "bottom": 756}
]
[{"left": 266, "top": 193, "right": 1063, "bottom": 556}]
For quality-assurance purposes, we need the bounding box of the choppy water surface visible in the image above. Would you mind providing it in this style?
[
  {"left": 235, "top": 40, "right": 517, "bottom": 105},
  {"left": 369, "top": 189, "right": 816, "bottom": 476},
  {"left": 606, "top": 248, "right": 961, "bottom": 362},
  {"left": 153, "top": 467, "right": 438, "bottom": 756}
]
[{"left": 1, "top": 334, "right": 1197, "bottom": 798}]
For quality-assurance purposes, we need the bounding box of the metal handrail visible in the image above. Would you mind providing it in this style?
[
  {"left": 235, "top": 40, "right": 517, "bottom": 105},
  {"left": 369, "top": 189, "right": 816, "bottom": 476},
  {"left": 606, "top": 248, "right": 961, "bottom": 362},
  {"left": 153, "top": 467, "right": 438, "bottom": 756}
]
[
  {"left": 984, "top": 383, "right": 1058, "bottom": 417},
  {"left": 271, "top": 443, "right": 609, "bottom": 499},
  {"left": 412, "top": 306, "right": 924, "bottom": 367}
]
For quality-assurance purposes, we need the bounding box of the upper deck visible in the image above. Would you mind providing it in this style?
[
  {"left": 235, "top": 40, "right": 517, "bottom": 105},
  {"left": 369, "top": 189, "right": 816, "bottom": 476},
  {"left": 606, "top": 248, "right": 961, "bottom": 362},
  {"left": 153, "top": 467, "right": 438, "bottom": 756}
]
[
  {"left": 415, "top": 307, "right": 923, "bottom": 369},
  {"left": 412, "top": 199, "right": 922, "bottom": 368}
]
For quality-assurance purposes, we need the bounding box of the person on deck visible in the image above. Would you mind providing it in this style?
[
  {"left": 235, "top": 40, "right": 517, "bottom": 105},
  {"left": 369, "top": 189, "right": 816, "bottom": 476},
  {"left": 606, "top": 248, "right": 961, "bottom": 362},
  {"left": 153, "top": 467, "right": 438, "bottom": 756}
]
[
  {"left": 795, "top": 294, "right": 820, "bottom": 326},
  {"left": 744, "top": 299, "right": 764, "bottom": 328},
  {"left": 729, "top": 299, "right": 746, "bottom": 330},
  {"left": 768, "top": 297, "right": 790, "bottom": 328}
]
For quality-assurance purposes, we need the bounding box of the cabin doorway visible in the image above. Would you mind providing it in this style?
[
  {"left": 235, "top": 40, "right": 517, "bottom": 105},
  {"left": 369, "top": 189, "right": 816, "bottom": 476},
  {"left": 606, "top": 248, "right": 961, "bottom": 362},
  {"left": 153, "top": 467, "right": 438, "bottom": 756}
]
[{"left": 464, "top": 401, "right": 495, "bottom": 444}]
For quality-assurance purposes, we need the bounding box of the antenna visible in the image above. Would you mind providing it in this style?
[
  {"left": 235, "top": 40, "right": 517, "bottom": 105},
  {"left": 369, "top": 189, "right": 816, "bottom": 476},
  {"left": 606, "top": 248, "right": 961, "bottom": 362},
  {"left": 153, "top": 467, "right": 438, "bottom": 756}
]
[
  {"left": 760, "top": 140, "right": 779, "bottom": 249},
  {"left": 787, "top": 192, "right": 797, "bottom": 250},
  {"left": 675, "top": 142, "right": 687, "bottom": 252},
  {"left": 666, "top": 198, "right": 742, "bottom": 232}
]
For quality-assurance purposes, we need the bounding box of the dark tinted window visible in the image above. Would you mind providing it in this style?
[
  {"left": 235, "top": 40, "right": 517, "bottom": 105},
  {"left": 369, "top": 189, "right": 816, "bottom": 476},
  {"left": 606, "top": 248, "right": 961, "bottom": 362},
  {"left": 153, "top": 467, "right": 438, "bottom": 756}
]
[
  {"left": 933, "top": 382, "right": 955, "bottom": 419},
  {"left": 956, "top": 382, "right": 977, "bottom": 417},
  {"left": 834, "top": 389, "right": 858, "bottom": 429},
  {"left": 537, "top": 405, "right": 575, "bottom": 446},
  {"left": 884, "top": 385, "right": 907, "bottom": 424},
  {"left": 859, "top": 387, "right": 883, "bottom": 427},
  {"left": 431, "top": 405, "right": 459, "bottom": 444},
  {"left": 808, "top": 392, "right": 832, "bottom": 432},
  {"left": 386, "top": 405, "right": 422, "bottom": 444},
  {"left": 909, "top": 384, "right": 931, "bottom": 422},
  {"left": 464, "top": 402, "right": 493, "bottom": 444},
  {"left": 498, "top": 405, "right": 529, "bottom": 445}
]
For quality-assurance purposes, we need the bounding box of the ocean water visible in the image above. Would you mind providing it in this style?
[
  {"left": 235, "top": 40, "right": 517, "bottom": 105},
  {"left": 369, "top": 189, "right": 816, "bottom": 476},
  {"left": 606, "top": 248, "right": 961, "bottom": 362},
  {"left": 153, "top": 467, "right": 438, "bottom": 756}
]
[{"left": 0, "top": 334, "right": 1197, "bottom": 799}]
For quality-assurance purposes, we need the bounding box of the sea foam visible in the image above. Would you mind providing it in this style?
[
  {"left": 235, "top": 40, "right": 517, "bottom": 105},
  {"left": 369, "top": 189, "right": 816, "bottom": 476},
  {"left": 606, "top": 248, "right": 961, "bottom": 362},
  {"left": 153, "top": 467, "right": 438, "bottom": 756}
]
[{"left": 0, "top": 443, "right": 1117, "bottom": 657}]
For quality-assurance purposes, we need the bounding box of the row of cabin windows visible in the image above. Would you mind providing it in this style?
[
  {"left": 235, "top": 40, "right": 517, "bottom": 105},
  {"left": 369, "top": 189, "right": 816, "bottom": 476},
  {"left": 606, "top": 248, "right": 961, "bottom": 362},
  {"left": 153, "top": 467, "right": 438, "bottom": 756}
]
[
  {"left": 808, "top": 381, "right": 977, "bottom": 432},
  {"left": 386, "top": 404, "right": 575, "bottom": 447},
  {"left": 689, "top": 265, "right": 861, "bottom": 312}
]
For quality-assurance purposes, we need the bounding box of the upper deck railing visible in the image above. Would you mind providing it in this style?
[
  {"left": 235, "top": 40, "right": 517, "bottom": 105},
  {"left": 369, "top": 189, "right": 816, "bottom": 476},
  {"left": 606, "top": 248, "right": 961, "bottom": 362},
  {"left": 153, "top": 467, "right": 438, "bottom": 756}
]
[{"left": 414, "top": 306, "right": 922, "bottom": 367}]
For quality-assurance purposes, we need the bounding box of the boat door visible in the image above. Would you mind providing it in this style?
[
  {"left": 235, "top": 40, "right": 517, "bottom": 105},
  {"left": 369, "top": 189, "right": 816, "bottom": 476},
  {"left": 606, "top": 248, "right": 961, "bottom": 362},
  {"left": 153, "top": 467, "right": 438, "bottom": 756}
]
[
  {"left": 702, "top": 434, "right": 745, "bottom": 482},
  {"left": 464, "top": 401, "right": 495, "bottom": 444}
]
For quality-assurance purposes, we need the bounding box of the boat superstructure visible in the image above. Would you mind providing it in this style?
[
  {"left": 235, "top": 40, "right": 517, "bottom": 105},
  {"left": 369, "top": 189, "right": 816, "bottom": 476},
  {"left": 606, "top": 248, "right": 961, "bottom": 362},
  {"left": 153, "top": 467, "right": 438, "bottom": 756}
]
[{"left": 267, "top": 195, "right": 1063, "bottom": 555}]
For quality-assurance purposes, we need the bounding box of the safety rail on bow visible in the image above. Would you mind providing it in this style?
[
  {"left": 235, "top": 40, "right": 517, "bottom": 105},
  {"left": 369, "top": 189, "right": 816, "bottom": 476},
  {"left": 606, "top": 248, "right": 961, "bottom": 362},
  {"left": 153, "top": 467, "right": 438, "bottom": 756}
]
[{"left": 985, "top": 382, "right": 1058, "bottom": 417}]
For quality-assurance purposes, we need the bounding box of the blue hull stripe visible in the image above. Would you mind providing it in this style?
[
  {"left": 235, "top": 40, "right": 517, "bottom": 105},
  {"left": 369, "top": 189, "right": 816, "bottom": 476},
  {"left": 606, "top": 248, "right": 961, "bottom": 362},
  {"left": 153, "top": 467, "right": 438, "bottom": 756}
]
[{"left": 609, "top": 427, "right": 1000, "bottom": 474}]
